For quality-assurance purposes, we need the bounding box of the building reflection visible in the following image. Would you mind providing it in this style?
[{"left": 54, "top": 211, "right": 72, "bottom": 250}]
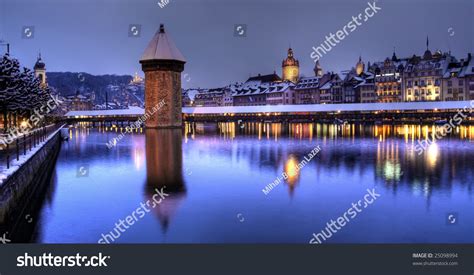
[
  {"left": 144, "top": 129, "right": 186, "bottom": 232},
  {"left": 188, "top": 122, "right": 474, "bottom": 199},
  {"left": 283, "top": 155, "right": 300, "bottom": 196}
]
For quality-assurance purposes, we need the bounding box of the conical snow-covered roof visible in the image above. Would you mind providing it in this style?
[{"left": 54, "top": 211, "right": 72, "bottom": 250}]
[{"left": 140, "top": 24, "right": 186, "bottom": 62}]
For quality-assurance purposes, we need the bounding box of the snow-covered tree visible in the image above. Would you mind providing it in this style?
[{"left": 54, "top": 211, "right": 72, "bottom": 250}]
[{"left": 0, "top": 53, "right": 53, "bottom": 132}]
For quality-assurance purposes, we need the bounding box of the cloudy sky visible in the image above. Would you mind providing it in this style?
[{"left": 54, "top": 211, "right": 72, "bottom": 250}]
[{"left": 1, "top": 0, "right": 473, "bottom": 88}]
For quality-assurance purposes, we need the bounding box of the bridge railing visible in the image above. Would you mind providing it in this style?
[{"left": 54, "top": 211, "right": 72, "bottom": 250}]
[{"left": 0, "top": 124, "right": 60, "bottom": 171}]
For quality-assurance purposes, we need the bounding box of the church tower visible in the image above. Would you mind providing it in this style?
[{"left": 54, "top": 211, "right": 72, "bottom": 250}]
[
  {"left": 34, "top": 53, "right": 47, "bottom": 87},
  {"left": 314, "top": 60, "right": 323, "bottom": 77},
  {"left": 355, "top": 56, "right": 365, "bottom": 76},
  {"left": 282, "top": 48, "right": 299, "bottom": 83},
  {"left": 140, "top": 24, "right": 186, "bottom": 128}
]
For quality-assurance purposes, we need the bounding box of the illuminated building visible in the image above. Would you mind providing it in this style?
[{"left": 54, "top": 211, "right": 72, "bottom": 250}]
[
  {"left": 463, "top": 54, "right": 474, "bottom": 100},
  {"left": 130, "top": 72, "right": 143, "bottom": 84},
  {"left": 33, "top": 53, "right": 47, "bottom": 87},
  {"left": 294, "top": 61, "right": 324, "bottom": 104},
  {"left": 265, "top": 81, "right": 295, "bottom": 105},
  {"left": 442, "top": 54, "right": 470, "bottom": 101},
  {"left": 355, "top": 56, "right": 365, "bottom": 76},
  {"left": 402, "top": 38, "right": 447, "bottom": 102},
  {"left": 371, "top": 52, "right": 404, "bottom": 103},
  {"left": 343, "top": 57, "right": 375, "bottom": 103},
  {"left": 282, "top": 48, "right": 299, "bottom": 83}
]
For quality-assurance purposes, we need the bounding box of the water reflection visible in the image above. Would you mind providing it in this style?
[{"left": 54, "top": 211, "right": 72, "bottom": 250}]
[
  {"left": 283, "top": 155, "right": 300, "bottom": 196},
  {"left": 212, "top": 122, "right": 474, "bottom": 141},
  {"left": 187, "top": 122, "right": 474, "bottom": 198},
  {"left": 29, "top": 122, "right": 474, "bottom": 243},
  {"left": 145, "top": 129, "right": 186, "bottom": 232}
]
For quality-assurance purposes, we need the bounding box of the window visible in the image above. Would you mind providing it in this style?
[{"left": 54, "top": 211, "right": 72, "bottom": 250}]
[
  {"left": 448, "top": 80, "right": 452, "bottom": 87},
  {"left": 459, "top": 80, "right": 464, "bottom": 86},
  {"left": 448, "top": 88, "right": 452, "bottom": 94}
]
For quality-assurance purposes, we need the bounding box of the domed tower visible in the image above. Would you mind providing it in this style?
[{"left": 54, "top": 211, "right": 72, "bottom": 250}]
[
  {"left": 355, "top": 56, "right": 365, "bottom": 76},
  {"left": 34, "top": 53, "right": 47, "bottom": 87},
  {"left": 314, "top": 60, "right": 323, "bottom": 77},
  {"left": 282, "top": 48, "right": 299, "bottom": 83}
]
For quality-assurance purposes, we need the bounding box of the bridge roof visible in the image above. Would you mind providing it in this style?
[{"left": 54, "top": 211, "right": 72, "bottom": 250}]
[
  {"left": 64, "top": 106, "right": 145, "bottom": 117},
  {"left": 183, "top": 101, "right": 473, "bottom": 114},
  {"left": 64, "top": 101, "right": 473, "bottom": 118}
]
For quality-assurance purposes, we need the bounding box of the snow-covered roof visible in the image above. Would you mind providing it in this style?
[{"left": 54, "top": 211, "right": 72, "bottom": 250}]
[
  {"left": 183, "top": 101, "right": 473, "bottom": 114},
  {"left": 63, "top": 101, "right": 474, "bottom": 117},
  {"left": 140, "top": 24, "right": 186, "bottom": 62},
  {"left": 319, "top": 82, "right": 332, "bottom": 90},
  {"left": 295, "top": 76, "right": 320, "bottom": 90},
  {"left": 460, "top": 55, "right": 474, "bottom": 77},
  {"left": 64, "top": 106, "right": 145, "bottom": 117}
]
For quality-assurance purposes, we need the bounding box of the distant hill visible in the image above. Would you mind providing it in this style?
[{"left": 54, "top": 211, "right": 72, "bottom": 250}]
[{"left": 46, "top": 72, "right": 133, "bottom": 96}]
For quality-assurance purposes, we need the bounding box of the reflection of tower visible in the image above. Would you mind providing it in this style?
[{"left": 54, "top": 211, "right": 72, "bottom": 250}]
[
  {"left": 34, "top": 53, "right": 47, "bottom": 87},
  {"left": 145, "top": 129, "right": 186, "bottom": 232},
  {"left": 140, "top": 24, "right": 186, "bottom": 128},
  {"left": 282, "top": 48, "right": 299, "bottom": 83},
  {"left": 145, "top": 129, "right": 185, "bottom": 190},
  {"left": 283, "top": 155, "right": 300, "bottom": 196}
]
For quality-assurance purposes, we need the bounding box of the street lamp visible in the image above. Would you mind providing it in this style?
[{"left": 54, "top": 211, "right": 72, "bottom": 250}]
[{"left": 0, "top": 40, "right": 10, "bottom": 54}]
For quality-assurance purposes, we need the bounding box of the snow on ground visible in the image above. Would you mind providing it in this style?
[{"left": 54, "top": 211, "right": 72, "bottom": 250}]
[{"left": 0, "top": 125, "right": 65, "bottom": 186}]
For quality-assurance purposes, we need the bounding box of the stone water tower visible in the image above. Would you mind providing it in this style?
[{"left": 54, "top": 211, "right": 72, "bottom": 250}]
[{"left": 140, "top": 24, "right": 186, "bottom": 128}]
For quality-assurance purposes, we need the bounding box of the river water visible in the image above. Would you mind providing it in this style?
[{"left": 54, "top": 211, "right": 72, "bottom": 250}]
[{"left": 31, "top": 122, "right": 474, "bottom": 243}]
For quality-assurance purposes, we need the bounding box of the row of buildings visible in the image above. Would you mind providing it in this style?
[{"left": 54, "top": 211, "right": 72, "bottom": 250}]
[{"left": 184, "top": 40, "right": 474, "bottom": 107}]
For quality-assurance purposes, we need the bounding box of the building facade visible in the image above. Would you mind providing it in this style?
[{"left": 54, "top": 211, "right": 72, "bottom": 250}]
[
  {"left": 402, "top": 46, "right": 447, "bottom": 102},
  {"left": 372, "top": 54, "right": 404, "bottom": 103},
  {"left": 294, "top": 77, "right": 320, "bottom": 104},
  {"left": 282, "top": 48, "right": 299, "bottom": 83},
  {"left": 34, "top": 53, "right": 47, "bottom": 87}
]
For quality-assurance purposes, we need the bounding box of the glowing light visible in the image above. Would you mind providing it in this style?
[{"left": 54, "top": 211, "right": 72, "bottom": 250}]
[
  {"left": 284, "top": 155, "right": 300, "bottom": 186},
  {"left": 426, "top": 142, "right": 439, "bottom": 168},
  {"left": 383, "top": 160, "right": 402, "bottom": 181}
]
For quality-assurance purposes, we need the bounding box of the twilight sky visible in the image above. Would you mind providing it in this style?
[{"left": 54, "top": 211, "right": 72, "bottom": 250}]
[{"left": 0, "top": 0, "right": 473, "bottom": 89}]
